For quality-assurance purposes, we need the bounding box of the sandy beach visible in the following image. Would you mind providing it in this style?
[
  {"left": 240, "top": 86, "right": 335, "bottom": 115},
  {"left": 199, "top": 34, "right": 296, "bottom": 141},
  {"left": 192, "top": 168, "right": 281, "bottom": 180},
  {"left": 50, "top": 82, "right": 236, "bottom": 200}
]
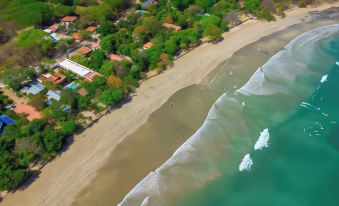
[{"left": 2, "top": 2, "right": 339, "bottom": 206}]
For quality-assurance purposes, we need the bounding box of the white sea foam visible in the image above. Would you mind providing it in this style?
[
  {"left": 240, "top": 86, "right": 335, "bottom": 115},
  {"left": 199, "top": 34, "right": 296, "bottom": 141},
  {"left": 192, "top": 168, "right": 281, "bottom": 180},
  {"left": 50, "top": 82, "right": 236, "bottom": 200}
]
[
  {"left": 239, "top": 154, "right": 253, "bottom": 172},
  {"left": 320, "top": 75, "right": 328, "bottom": 83},
  {"left": 254, "top": 128, "right": 270, "bottom": 150}
]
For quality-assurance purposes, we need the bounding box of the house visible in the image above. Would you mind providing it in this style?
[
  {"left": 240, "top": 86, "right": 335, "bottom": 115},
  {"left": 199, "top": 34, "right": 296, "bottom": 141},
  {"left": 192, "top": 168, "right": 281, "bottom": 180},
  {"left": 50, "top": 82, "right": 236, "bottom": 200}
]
[
  {"left": 143, "top": 42, "right": 153, "bottom": 49},
  {"left": 72, "top": 32, "right": 81, "bottom": 41},
  {"left": 77, "top": 88, "right": 88, "bottom": 96},
  {"left": 15, "top": 104, "right": 42, "bottom": 121},
  {"left": 38, "top": 73, "right": 66, "bottom": 85},
  {"left": 44, "top": 24, "right": 59, "bottom": 33},
  {"left": 163, "top": 23, "right": 182, "bottom": 32},
  {"left": 59, "top": 59, "right": 91, "bottom": 77},
  {"left": 20, "top": 81, "right": 45, "bottom": 95},
  {"left": 46, "top": 90, "right": 61, "bottom": 105},
  {"left": 76, "top": 47, "right": 92, "bottom": 56},
  {"left": 108, "top": 54, "right": 129, "bottom": 62},
  {"left": 61, "top": 16, "right": 78, "bottom": 27},
  {"left": 86, "top": 26, "right": 96, "bottom": 33},
  {"left": 0, "top": 115, "right": 15, "bottom": 134}
]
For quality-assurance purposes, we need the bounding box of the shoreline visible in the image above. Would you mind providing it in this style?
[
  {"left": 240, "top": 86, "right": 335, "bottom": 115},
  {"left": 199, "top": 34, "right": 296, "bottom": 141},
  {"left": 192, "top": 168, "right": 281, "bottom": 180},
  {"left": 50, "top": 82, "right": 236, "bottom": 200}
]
[{"left": 1, "top": 3, "right": 339, "bottom": 206}]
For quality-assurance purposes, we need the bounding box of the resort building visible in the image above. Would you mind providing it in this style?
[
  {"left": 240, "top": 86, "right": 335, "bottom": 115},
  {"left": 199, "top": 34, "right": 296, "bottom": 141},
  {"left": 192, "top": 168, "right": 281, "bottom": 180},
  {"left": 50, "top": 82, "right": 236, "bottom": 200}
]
[
  {"left": 58, "top": 59, "right": 102, "bottom": 82},
  {"left": 163, "top": 23, "right": 182, "bottom": 32},
  {"left": 72, "top": 32, "right": 81, "bottom": 42}
]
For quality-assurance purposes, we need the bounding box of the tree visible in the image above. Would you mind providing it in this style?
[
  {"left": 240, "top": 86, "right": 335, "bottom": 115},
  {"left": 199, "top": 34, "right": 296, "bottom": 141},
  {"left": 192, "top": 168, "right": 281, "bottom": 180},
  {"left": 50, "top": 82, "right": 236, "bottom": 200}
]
[
  {"left": 16, "top": 29, "right": 54, "bottom": 54},
  {"left": 28, "top": 94, "right": 46, "bottom": 111},
  {"left": 60, "top": 120, "right": 77, "bottom": 135},
  {"left": 203, "top": 24, "right": 222, "bottom": 40},
  {"left": 194, "top": 0, "right": 216, "bottom": 10},
  {"left": 98, "top": 88, "right": 124, "bottom": 105},
  {"left": 97, "top": 22, "right": 116, "bottom": 37},
  {"left": 89, "top": 50, "right": 106, "bottom": 70},
  {"left": 79, "top": 30, "right": 92, "bottom": 40},
  {"left": 100, "top": 34, "right": 116, "bottom": 53},
  {"left": 107, "top": 75, "right": 123, "bottom": 88},
  {"left": 99, "top": 60, "right": 115, "bottom": 77}
]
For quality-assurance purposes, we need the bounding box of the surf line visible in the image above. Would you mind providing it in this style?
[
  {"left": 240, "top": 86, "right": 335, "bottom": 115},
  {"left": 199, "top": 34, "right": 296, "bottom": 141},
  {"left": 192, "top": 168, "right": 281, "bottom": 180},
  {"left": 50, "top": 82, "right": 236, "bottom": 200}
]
[{"left": 239, "top": 128, "right": 270, "bottom": 172}]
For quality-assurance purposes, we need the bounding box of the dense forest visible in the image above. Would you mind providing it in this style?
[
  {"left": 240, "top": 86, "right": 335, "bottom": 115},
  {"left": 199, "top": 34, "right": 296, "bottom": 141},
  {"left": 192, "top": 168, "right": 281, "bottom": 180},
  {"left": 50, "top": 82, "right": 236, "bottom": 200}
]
[{"left": 0, "top": 0, "right": 312, "bottom": 191}]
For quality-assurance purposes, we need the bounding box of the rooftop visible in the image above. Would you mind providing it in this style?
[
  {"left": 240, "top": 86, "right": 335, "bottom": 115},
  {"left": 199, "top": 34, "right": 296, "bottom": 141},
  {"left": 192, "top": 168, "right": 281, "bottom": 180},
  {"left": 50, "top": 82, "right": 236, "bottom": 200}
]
[
  {"left": 59, "top": 59, "right": 91, "bottom": 77},
  {"left": 108, "top": 54, "right": 127, "bottom": 62},
  {"left": 143, "top": 42, "right": 154, "bottom": 49},
  {"left": 47, "top": 24, "right": 58, "bottom": 32},
  {"left": 0, "top": 115, "right": 15, "bottom": 125},
  {"left": 20, "top": 81, "right": 45, "bottom": 95},
  {"left": 163, "top": 23, "right": 182, "bottom": 31},
  {"left": 72, "top": 32, "right": 81, "bottom": 40},
  {"left": 86, "top": 26, "right": 96, "bottom": 33},
  {"left": 62, "top": 16, "right": 78, "bottom": 22},
  {"left": 76, "top": 47, "right": 92, "bottom": 55},
  {"left": 77, "top": 88, "right": 88, "bottom": 96}
]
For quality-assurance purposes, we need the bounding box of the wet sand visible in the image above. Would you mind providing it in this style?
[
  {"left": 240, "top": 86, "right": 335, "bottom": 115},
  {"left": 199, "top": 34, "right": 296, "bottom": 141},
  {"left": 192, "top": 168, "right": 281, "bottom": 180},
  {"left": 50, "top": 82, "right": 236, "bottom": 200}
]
[
  {"left": 2, "top": 3, "right": 339, "bottom": 206},
  {"left": 71, "top": 6, "right": 339, "bottom": 206}
]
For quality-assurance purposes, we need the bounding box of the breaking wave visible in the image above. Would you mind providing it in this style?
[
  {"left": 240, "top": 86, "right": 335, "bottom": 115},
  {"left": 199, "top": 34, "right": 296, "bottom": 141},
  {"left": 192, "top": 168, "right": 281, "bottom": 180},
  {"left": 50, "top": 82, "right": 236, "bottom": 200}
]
[{"left": 118, "top": 24, "right": 339, "bottom": 206}]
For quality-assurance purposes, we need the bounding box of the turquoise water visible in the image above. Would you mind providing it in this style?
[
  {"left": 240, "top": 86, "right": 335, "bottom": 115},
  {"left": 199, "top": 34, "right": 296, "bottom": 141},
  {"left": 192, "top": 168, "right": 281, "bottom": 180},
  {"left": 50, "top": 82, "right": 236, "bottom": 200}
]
[{"left": 119, "top": 25, "right": 339, "bottom": 206}]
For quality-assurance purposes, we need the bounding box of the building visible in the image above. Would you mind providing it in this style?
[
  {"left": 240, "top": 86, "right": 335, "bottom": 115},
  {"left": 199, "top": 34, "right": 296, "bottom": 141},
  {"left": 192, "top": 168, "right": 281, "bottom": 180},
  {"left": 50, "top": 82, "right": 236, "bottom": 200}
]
[
  {"left": 20, "top": 81, "right": 45, "bottom": 95},
  {"left": 46, "top": 90, "right": 61, "bottom": 105},
  {"left": 143, "top": 42, "right": 153, "bottom": 49},
  {"left": 163, "top": 23, "right": 182, "bottom": 32},
  {"left": 59, "top": 59, "right": 91, "bottom": 77},
  {"left": 77, "top": 88, "right": 88, "bottom": 96},
  {"left": 72, "top": 32, "right": 81, "bottom": 42},
  {"left": 59, "top": 59, "right": 102, "bottom": 82},
  {"left": 108, "top": 54, "right": 128, "bottom": 62},
  {"left": 44, "top": 24, "right": 59, "bottom": 33},
  {"left": 38, "top": 73, "right": 66, "bottom": 85},
  {"left": 0, "top": 115, "right": 15, "bottom": 134},
  {"left": 76, "top": 47, "right": 92, "bottom": 56},
  {"left": 86, "top": 26, "right": 96, "bottom": 33},
  {"left": 61, "top": 16, "right": 78, "bottom": 27}
]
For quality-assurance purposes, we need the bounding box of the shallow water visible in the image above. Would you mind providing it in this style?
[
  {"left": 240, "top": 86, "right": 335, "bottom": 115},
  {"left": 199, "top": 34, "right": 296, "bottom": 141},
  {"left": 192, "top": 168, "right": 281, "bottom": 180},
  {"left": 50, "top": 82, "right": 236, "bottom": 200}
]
[{"left": 71, "top": 12, "right": 339, "bottom": 206}]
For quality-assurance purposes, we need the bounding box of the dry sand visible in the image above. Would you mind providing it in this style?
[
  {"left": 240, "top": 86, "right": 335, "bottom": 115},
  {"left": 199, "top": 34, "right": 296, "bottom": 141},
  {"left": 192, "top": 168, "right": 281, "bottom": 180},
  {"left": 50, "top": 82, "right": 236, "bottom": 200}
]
[{"left": 2, "top": 2, "right": 339, "bottom": 206}]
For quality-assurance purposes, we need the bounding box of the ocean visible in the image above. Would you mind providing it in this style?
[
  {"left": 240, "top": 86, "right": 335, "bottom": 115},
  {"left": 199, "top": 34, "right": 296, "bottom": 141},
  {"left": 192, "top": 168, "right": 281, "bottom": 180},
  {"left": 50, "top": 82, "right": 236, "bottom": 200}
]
[{"left": 118, "top": 24, "right": 339, "bottom": 206}]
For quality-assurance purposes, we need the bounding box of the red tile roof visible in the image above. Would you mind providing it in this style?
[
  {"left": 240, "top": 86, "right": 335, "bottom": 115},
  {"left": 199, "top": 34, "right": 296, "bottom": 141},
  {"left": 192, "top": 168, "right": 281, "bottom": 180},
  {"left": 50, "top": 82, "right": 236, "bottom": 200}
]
[
  {"left": 85, "top": 71, "right": 102, "bottom": 82},
  {"left": 72, "top": 32, "right": 81, "bottom": 40},
  {"left": 47, "top": 24, "right": 59, "bottom": 32},
  {"left": 163, "top": 23, "right": 182, "bottom": 31},
  {"left": 77, "top": 88, "right": 88, "bottom": 96},
  {"left": 108, "top": 54, "right": 126, "bottom": 62},
  {"left": 76, "top": 47, "right": 92, "bottom": 55},
  {"left": 143, "top": 42, "right": 153, "bottom": 49},
  {"left": 62, "top": 16, "right": 78, "bottom": 22},
  {"left": 38, "top": 73, "right": 66, "bottom": 85},
  {"left": 86, "top": 26, "right": 96, "bottom": 33}
]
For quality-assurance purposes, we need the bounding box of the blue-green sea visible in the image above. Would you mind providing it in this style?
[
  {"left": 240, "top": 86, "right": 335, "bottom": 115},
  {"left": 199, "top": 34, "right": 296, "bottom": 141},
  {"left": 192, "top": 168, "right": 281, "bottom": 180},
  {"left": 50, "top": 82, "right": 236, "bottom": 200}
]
[{"left": 119, "top": 25, "right": 339, "bottom": 206}]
